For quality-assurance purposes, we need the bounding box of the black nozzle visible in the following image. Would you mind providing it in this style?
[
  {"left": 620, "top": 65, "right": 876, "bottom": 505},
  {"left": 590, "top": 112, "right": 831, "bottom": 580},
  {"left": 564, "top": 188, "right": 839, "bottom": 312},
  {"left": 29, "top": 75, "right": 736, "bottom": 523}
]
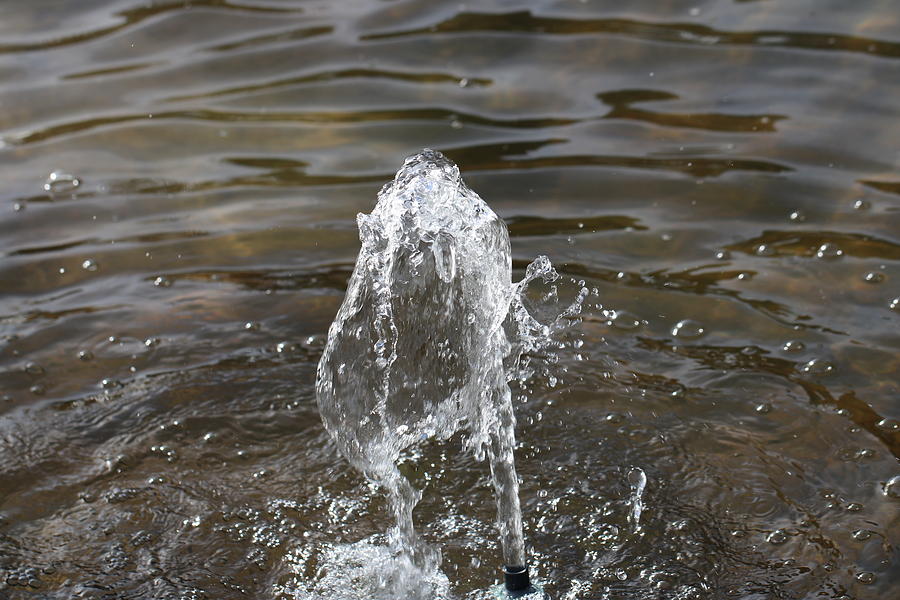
[{"left": 504, "top": 565, "right": 530, "bottom": 592}]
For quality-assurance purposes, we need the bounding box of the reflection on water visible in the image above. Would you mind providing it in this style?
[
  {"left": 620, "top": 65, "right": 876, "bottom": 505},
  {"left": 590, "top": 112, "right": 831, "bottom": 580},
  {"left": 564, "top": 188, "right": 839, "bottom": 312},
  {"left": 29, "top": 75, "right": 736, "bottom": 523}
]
[{"left": 0, "top": 0, "right": 898, "bottom": 598}]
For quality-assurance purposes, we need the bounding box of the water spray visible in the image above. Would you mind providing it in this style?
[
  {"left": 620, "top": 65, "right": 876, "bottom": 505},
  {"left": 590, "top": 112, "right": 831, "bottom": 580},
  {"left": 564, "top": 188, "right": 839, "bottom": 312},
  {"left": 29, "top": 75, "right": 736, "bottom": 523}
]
[{"left": 317, "top": 149, "right": 577, "bottom": 599}]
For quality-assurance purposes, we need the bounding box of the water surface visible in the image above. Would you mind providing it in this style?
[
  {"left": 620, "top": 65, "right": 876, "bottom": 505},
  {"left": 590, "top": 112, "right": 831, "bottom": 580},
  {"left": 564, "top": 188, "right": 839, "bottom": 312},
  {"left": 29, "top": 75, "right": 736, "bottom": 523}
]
[{"left": 1, "top": 1, "right": 898, "bottom": 598}]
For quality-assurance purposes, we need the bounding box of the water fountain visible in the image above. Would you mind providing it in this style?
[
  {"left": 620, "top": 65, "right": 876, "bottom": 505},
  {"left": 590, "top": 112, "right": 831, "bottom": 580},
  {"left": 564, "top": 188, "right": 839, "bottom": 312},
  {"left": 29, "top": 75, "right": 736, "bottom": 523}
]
[{"left": 316, "top": 149, "right": 579, "bottom": 599}]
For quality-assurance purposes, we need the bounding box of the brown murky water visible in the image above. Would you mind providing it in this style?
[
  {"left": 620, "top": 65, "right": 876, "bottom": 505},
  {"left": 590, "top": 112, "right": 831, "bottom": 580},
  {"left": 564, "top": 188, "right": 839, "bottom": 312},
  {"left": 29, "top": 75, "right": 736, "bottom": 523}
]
[{"left": 1, "top": 1, "right": 898, "bottom": 598}]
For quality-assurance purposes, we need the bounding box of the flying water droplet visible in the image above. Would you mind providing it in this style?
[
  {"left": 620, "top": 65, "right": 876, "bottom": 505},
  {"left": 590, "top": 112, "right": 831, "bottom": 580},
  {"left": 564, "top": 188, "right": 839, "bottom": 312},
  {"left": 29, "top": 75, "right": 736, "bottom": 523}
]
[{"left": 627, "top": 467, "right": 647, "bottom": 533}]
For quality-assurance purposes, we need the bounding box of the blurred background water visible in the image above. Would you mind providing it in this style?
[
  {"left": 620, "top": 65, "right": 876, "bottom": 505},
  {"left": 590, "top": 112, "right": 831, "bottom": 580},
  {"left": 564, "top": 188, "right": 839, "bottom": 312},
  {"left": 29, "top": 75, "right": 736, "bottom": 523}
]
[{"left": 1, "top": 0, "right": 898, "bottom": 598}]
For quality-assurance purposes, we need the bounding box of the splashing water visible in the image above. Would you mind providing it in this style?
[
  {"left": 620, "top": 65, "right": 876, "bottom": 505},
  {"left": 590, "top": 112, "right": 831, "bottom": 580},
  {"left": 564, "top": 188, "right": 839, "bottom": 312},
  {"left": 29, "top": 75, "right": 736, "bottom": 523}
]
[{"left": 316, "top": 149, "right": 581, "bottom": 595}]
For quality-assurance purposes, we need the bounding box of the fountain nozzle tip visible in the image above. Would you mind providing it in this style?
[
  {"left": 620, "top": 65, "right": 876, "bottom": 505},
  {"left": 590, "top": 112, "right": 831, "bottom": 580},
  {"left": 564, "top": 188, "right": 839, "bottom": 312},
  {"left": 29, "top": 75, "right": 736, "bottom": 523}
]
[{"left": 504, "top": 565, "right": 530, "bottom": 592}]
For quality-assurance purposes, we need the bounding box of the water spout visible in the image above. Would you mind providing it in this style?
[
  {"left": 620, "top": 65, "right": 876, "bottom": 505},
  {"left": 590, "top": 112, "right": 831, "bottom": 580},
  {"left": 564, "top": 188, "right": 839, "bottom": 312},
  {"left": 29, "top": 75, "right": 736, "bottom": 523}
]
[{"left": 316, "top": 149, "right": 575, "bottom": 596}]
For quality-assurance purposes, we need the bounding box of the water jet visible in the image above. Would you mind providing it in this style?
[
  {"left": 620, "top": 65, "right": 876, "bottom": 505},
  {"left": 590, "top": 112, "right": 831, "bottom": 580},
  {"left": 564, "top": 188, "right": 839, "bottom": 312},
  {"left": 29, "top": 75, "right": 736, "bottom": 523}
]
[{"left": 316, "top": 149, "right": 576, "bottom": 598}]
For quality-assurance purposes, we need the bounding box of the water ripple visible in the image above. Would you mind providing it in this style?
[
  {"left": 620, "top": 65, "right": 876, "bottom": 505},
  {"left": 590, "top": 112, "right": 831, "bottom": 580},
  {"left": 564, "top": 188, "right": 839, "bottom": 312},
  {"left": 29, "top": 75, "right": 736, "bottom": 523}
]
[{"left": 362, "top": 10, "right": 900, "bottom": 60}]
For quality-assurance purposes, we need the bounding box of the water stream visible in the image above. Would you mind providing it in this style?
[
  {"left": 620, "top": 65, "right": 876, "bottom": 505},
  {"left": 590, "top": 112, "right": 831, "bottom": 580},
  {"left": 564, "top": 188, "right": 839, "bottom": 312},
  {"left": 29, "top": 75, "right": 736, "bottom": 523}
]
[{"left": 316, "top": 150, "right": 583, "bottom": 596}]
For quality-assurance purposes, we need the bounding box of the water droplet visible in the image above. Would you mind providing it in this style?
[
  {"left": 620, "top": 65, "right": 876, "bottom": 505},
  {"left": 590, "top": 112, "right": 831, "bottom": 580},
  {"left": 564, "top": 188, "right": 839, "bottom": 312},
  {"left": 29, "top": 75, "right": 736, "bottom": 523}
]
[
  {"left": 782, "top": 340, "right": 805, "bottom": 352},
  {"left": 29, "top": 384, "right": 46, "bottom": 395},
  {"left": 82, "top": 259, "right": 98, "bottom": 271},
  {"left": 845, "top": 502, "right": 863, "bottom": 512},
  {"left": 800, "top": 359, "right": 833, "bottom": 376},
  {"left": 851, "top": 529, "right": 871, "bottom": 541},
  {"left": 449, "top": 118, "right": 462, "bottom": 129},
  {"left": 100, "top": 378, "right": 119, "bottom": 389},
  {"left": 755, "top": 244, "right": 774, "bottom": 256},
  {"left": 884, "top": 475, "right": 900, "bottom": 498},
  {"left": 767, "top": 529, "right": 788, "bottom": 544},
  {"left": 815, "top": 243, "right": 843, "bottom": 259},
  {"left": 144, "top": 337, "right": 160, "bottom": 348},
  {"left": 862, "top": 271, "right": 884, "bottom": 284},
  {"left": 671, "top": 319, "right": 705, "bottom": 339},
  {"left": 755, "top": 402, "right": 772, "bottom": 414},
  {"left": 43, "top": 170, "right": 81, "bottom": 194},
  {"left": 714, "top": 249, "right": 731, "bottom": 260},
  {"left": 458, "top": 78, "right": 469, "bottom": 88},
  {"left": 789, "top": 210, "right": 806, "bottom": 222},
  {"left": 77, "top": 349, "right": 93, "bottom": 361},
  {"left": 890, "top": 297, "right": 900, "bottom": 311},
  {"left": 13, "top": 201, "right": 25, "bottom": 212},
  {"left": 244, "top": 321, "right": 260, "bottom": 331},
  {"left": 853, "top": 199, "right": 870, "bottom": 210},
  {"left": 855, "top": 572, "right": 875, "bottom": 585},
  {"left": 24, "top": 362, "right": 44, "bottom": 375},
  {"left": 153, "top": 276, "right": 171, "bottom": 287}
]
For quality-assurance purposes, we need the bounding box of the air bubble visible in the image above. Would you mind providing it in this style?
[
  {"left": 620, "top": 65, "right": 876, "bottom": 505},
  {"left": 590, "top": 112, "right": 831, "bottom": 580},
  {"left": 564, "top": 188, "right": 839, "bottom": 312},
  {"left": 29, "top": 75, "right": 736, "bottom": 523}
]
[
  {"left": 714, "top": 249, "right": 731, "bottom": 260},
  {"left": 755, "top": 244, "right": 774, "bottom": 256},
  {"left": 875, "top": 418, "right": 898, "bottom": 432},
  {"left": 767, "top": 529, "right": 788, "bottom": 544},
  {"left": 276, "top": 341, "right": 297, "bottom": 353},
  {"left": 851, "top": 529, "right": 871, "bottom": 541},
  {"left": 244, "top": 321, "right": 260, "bottom": 331},
  {"left": 77, "top": 349, "right": 93, "bottom": 361},
  {"left": 82, "top": 259, "right": 99, "bottom": 271},
  {"left": 862, "top": 271, "right": 884, "bottom": 284},
  {"left": 815, "top": 243, "right": 843, "bottom": 259},
  {"left": 671, "top": 319, "right": 705, "bottom": 339},
  {"left": 853, "top": 199, "right": 870, "bottom": 210},
  {"left": 855, "top": 572, "right": 875, "bottom": 585},
  {"left": 789, "top": 210, "right": 806, "bottom": 222},
  {"left": 100, "top": 378, "right": 119, "bottom": 389},
  {"left": 890, "top": 297, "right": 900, "bottom": 311},
  {"left": 755, "top": 402, "right": 772, "bottom": 414},
  {"left": 24, "top": 362, "right": 44, "bottom": 375},
  {"left": 782, "top": 340, "right": 804, "bottom": 352},
  {"left": 884, "top": 475, "right": 900, "bottom": 498},
  {"left": 153, "top": 276, "right": 171, "bottom": 287},
  {"left": 43, "top": 170, "right": 81, "bottom": 194},
  {"left": 800, "top": 359, "right": 833, "bottom": 376},
  {"left": 608, "top": 310, "right": 641, "bottom": 330}
]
